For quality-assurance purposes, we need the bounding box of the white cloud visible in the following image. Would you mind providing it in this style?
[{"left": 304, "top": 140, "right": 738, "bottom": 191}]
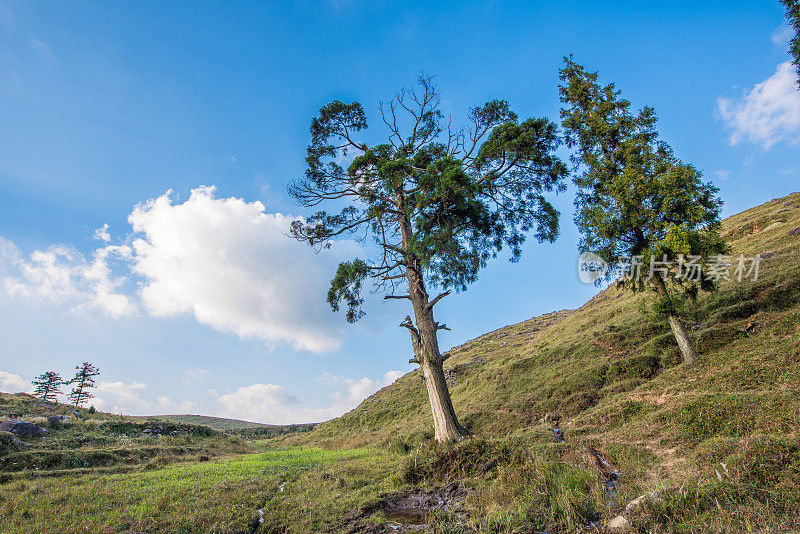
[
  {"left": 2, "top": 185, "right": 366, "bottom": 351},
  {"left": 93, "top": 381, "right": 147, "bottom": 414},
  {"left": 717, "top": 61, "right": 800, "bottom": 149},
  {"left": 0, "top": 370, "right": 30, "bottom": 393},
  {"left": 216, "top": 369, "right": 405, "bottom": 424},
  {"left": 383, "top": 369, "right": 404, "bottom": 384},
  {"left": 181, "top": 367, "right": 209, "bottom": 386},
  {"left": 0, "top": 235, "right": 135, "bottom": 317},
  {"left": 156, "top": 395, "right": 199, "bottom": 413},
  {"left": 128, "top": 186, "right": 357, "bottom": 352},
  {"left": 93, "top": 224, "right": 111, "bottom": 243},
  {"left": 29, "top": 37, "right": 53, "bottom": 58},
  {"left": 772, "top": 24, "right": 793, "bottom": 47},
  {"left": 216, "top": 383, "right": 301, "bottom": 423},
  {"left": 714, "top": 170, "right": 730, "bottom": 182}
]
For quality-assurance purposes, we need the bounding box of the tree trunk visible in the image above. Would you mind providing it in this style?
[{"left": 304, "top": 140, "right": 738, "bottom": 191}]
[
  {"left": 415, "top": 310, "right": 468, "bottom": 442},
  {"left": 653, "top": 275, "right": 697, "bottom": 366},
  {"left": 402, "top": 272, "right": 467, "bottom": 442}
]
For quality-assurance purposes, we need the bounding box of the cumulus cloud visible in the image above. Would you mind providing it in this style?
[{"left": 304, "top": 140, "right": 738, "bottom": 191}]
[
  {"left": 0, "top": 370, "right": 30, "bottom": 393},
  {"left": 93, "top": 381, "right": 147, "bottom": 414},
  {"left": 216, "top": 369, "right": 405, "bottom": 424},
  {"left": 156, "top": 395, "right": 199, "bottom": 413},
  {"left": 93, "top": 224, "right": 111, "bottom": 243},
  {"left": 128, "top": 186, "right": 356, "bottom": 352},
  {"left": 0, "top": 236, "right": 135, "bottom": 317},
  {"left": 717, "top": 61, "right": 800, "bottom": 149},
  {"left": 216, "top": 383, "right": 301, "bottom": 423}
]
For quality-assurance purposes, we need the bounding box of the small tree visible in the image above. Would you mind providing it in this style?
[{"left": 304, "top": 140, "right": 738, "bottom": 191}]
[
  {"left": 32, "top": 371, "right": 64, "bottom": 403},
  {"left": 559, "top": 58, "right": 727, "bottom": 366},
  {"left": 782, "top": 0, "right": 800, "bottom": 86},
  {"left": 289, "top": 75, "right": 567, "bottom": 441},
  {"left": 67, "top": 362, "right": 100, "bottom": 407}
]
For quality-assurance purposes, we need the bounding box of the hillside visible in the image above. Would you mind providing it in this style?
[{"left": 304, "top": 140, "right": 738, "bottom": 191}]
[
  {"left": 2, "top": 192, "right": 799, "bottom": 533},
  {"left": 280, "top": 190, "right": 800, "bottom": 530}
]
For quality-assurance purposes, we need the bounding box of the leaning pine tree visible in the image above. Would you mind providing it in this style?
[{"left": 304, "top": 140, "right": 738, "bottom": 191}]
[
  {"left": 68, "top": 362, "right": 100, "bottom": 407},
  {"left": 32, "top": 371, "right": 64, "bottom": 403},
  {"left": 289, "top": 75, "right": 567, "bottom": 441},
  {"left": 559, "top": 58, "right": 727, "bottom": 366}
]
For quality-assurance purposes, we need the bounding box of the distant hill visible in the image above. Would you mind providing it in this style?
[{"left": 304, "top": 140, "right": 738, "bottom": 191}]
[
  {"left": 128, "top": 414, "right": 269, "bottom": 431},
  {"left": 130, "top": 414, "right": 316, "bottom": 435}
]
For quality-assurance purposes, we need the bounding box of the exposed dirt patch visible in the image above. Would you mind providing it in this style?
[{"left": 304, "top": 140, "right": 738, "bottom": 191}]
[{"left": 343, "top": 481, "right": 469, "bottom": 533}]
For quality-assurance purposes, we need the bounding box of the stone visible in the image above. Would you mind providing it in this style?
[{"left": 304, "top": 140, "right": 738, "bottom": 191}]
[
  {"left": 784, "top": 202, "right": 795, "bottom": 207},
  {"left": 47, "top": 415, "right": 69, "bottom": 425},
  {"left": 0, "top": 420, "right": 49, "bottom": 437},
  {"left": 789, "top": 227, "right": 800, "bottom": 236},
  {"left": 761, "top": 251, "right": 777, "bottom": 259},
  {"left": 607, "top": 515, "right": 632, "bottom": 532},
  {"left": 764, "top": 222, "right": 783, "bottom": 232}
]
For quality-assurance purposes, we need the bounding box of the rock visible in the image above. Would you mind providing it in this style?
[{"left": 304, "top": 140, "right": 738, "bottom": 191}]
[
  {"left": 607, "top": 515, "right": 632, "bottom": 532},
  {"left": 761, "top": 251, "right": 777, "bottom": 259},
  {"left": 0, "top": 420, "right": 49, "bottom": 437},
  {"left": 784, "top": 202, "right": 795, "bottom": 207},
  {"left": 47, "top": 415, "right": 70, "bottom": 426},
  {"left": 789, "top": 227, "right": 800, "bottom": 236},
  {"left": 764, "top": 222, "right": 783, "bottom": 232}
]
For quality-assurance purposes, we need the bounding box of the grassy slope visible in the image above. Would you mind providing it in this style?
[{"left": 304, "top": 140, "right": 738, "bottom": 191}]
[
  {"left": 282, "top": 191, "right": 800, "bottom": 530},
  {"left": 2, "top": 193, "right": 799, "bottom": 533}
]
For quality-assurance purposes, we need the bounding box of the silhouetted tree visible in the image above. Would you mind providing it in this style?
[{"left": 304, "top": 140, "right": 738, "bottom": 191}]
[
  {"left": 289, "top": 74, "right": 567, "bottom": 441},
  {"left": 559, "top": 58, "right": 727, "bottom": 366},
  {"left": 67, "top": 362, "right": 100, "bottom": 407},
  {"left": 32, "top": 371, "right": 64, "bottom": 403}
]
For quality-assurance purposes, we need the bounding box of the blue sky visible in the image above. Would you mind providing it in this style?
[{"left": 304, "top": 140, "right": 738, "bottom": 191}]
[{"left": 0, "top": 1, "right": 797, "bottom": 423}]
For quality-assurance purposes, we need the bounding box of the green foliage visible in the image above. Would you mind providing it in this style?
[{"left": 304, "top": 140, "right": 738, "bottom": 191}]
[
  {"left": 783, "top": 0, "right": 800, "bottom": 87},
  {"left": 289, "top": 74, "right": 566, "bottom": 319},
  {"left": 31, "top": 371, "right": 64, "bottom": 402},
  {"left": 67, "top": 362, "right": 100, "bottom": 407},
  {"left": 327, "top": 259, "right": 370, "bottom": 323},
  {"left": 559, "top": 58, "right": 727, "bottom": 294}
]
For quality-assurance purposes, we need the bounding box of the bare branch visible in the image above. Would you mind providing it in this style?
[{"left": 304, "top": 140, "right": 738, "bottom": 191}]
[{"left": 426, "top": 291, "right": 451, "bottom": 309}]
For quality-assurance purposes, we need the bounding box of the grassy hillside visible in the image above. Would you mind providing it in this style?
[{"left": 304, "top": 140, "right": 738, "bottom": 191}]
[
  {"left": 279, "top": 190, "right": 800, "bottom": 531},
  {"left": 2, "top": 192, "right": 799, "bottom": 533},
  {"left": 0, "top": 393, "right": 253, "bottom": 476}
]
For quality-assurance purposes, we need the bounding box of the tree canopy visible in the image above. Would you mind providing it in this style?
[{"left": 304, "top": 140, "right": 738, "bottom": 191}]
[
  {"left": 559, "top": 58, "right": 726, "bottom": 293},
  {"left": 289, "top": 74, "right": 567, "bottom": 320}
]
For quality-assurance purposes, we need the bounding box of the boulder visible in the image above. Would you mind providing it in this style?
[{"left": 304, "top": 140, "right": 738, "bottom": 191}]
[
  {"left": 0, "top": 419, "right": 49, "bottom": 437},
  {"left": 606, "top": 515, "right": 632, "bottom": 533},
  {"left": 789, "top": 227, "right": 800, "bottom": 236}
]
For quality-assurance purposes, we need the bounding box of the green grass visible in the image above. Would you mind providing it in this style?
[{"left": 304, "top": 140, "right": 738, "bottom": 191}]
[
  {"left": 0, "top": 447, "right": 389, "bottom": 533},
  {"left": 2, "top": 192, "right": 800, "bottom": 532}
]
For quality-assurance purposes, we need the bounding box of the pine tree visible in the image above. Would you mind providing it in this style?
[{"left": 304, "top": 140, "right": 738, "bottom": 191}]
[
  {"left": 289, "top": 74, "right": 567, "bottom": 441},
  {"left": 67, "top": 362, "right": 100, "bottom": 407},
  {"left": 559, "top": 58, "right": 727, "bottom": 366},
  {"left": 31, "top": 371, "right": 64, "bottom": 403}
]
